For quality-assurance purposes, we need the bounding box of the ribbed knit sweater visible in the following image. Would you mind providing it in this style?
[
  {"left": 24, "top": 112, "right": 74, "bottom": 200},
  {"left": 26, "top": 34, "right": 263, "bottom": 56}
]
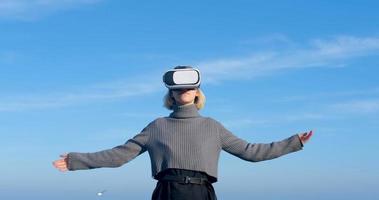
[{"left": 67, "top": 104, "right": 303, "bottom": 182}]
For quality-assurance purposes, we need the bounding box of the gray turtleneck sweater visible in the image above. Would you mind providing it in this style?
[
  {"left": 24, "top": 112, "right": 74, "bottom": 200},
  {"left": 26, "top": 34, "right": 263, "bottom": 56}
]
[{"left": 67, "top": 104, "right": 303, "bottom": 182}]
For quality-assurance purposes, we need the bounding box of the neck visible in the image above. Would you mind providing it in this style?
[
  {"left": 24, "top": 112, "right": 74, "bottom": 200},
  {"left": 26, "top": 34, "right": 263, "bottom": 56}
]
[
  {"left": 177, "top": 102, "right": 194, "bottom": 106},
  {"left": 169, "top": 103, "right": 200, "bottom": 119}
]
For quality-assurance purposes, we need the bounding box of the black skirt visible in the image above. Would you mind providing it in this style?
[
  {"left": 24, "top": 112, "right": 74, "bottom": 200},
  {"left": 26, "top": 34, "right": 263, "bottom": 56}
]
[{"left": 152, "top": 168, "right": 217, "bottom": 200}]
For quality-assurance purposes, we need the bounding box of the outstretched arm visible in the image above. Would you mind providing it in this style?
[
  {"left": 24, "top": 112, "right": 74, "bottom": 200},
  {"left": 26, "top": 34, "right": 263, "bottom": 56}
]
[
  {"left": 218, "top": 122, "right": 312, "bottom": 162},
  {"left": 67, "top": 137, "right": 147, "bottom": 170},
  {"left": 52, "top": 128, "right": 149, "bottom": 171}
]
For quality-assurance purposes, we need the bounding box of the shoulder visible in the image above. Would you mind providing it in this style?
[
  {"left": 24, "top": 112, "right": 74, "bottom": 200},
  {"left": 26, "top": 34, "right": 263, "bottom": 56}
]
[
  {"left": 202, "top": 117, "right": 224, "bottom": 127},
  {"left": 202, "top": 116, "right": 221, "bottom": 123},
  {"left": 203, "top": 117, "right": 231, "bottom": 134},
  {"left": 145, "top": 117, "right": 169, "bottom": 127}
]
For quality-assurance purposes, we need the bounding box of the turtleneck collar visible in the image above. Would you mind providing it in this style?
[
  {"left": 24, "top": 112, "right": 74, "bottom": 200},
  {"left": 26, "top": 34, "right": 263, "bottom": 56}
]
[{"left": 169, "top": 103, "right": 201, "bottom": 119}]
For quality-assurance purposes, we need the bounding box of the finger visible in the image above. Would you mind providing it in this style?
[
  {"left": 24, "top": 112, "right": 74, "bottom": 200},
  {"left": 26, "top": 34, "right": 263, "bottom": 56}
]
[
  {"left": 53, "top": 165, "right": 65, "bottom": 171},
  {"left": 53, "top": 160, "right": 62, "bottom": 166},
  {"left": 54, "top": 159, "right": 66, "bottom": 165},
  {"left": 305, "top": 130, "right": 312, "bottom": 136},
  {"left": 55, "top": 162, "right": 67, "bottom": 167},
  {"left": 53, "top": 160, "right": 68, "bottom": 168},
  {"left": 305, "top": 130, "right": 313, "bottom": 140},
  {"left": 53, "top": 163, "right": 67, "bottom": 170},
  {"left": 55, "top": 164, "right": 68, "bottom": 170}
]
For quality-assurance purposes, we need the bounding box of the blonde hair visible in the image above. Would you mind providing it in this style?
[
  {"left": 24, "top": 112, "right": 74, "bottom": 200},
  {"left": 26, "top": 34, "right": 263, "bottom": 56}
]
[{"left": 163, "top": 88, "right": 206, "bottom": 110}]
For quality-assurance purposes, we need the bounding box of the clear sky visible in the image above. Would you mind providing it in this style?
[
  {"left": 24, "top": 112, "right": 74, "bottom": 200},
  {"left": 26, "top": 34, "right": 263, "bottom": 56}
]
[{"left": 1, "top": 0, "right": 378, "bottom": 199}]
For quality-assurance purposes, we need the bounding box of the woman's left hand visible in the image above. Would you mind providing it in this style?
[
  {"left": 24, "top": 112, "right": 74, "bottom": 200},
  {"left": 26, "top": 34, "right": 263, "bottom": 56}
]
[{"left": 298, "top": 130, "right": 313, "bottom": 145}]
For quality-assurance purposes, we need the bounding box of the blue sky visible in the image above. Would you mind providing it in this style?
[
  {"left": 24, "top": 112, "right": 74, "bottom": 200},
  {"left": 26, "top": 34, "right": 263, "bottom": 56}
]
[{"left": 0, "top": 0, "right": 378, "bottom": 199}]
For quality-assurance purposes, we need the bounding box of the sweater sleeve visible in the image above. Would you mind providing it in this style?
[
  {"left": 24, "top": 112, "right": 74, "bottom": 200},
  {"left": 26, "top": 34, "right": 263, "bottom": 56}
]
[
  {"left": 217, "top": 121, "right": 303, "bottom": 162},
  {"left": 67, "top": 125, "right": 150, "bottom": 171}
]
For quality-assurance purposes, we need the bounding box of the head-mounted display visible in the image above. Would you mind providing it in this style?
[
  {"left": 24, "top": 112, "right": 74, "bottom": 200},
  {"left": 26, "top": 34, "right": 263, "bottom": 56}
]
[{"left": 163, "top": 66, "right": 201, "bottom": 90}]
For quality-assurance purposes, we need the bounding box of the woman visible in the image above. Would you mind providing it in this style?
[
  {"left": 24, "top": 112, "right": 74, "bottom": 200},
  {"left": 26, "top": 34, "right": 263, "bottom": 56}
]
[{"left": 53, "top": 66, "right": 313, "bottom": 200}]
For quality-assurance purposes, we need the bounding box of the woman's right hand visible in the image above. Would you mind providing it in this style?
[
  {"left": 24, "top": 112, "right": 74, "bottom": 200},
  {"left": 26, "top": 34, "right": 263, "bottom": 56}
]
[{"left": 52, "top": 153, "right": 69, "bottom": 172}]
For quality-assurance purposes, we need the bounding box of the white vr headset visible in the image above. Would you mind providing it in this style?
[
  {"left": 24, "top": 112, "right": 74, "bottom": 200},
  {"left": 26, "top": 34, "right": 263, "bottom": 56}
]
[{"left": 163, "top": 66, "right": 201, "bottom": 90}]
